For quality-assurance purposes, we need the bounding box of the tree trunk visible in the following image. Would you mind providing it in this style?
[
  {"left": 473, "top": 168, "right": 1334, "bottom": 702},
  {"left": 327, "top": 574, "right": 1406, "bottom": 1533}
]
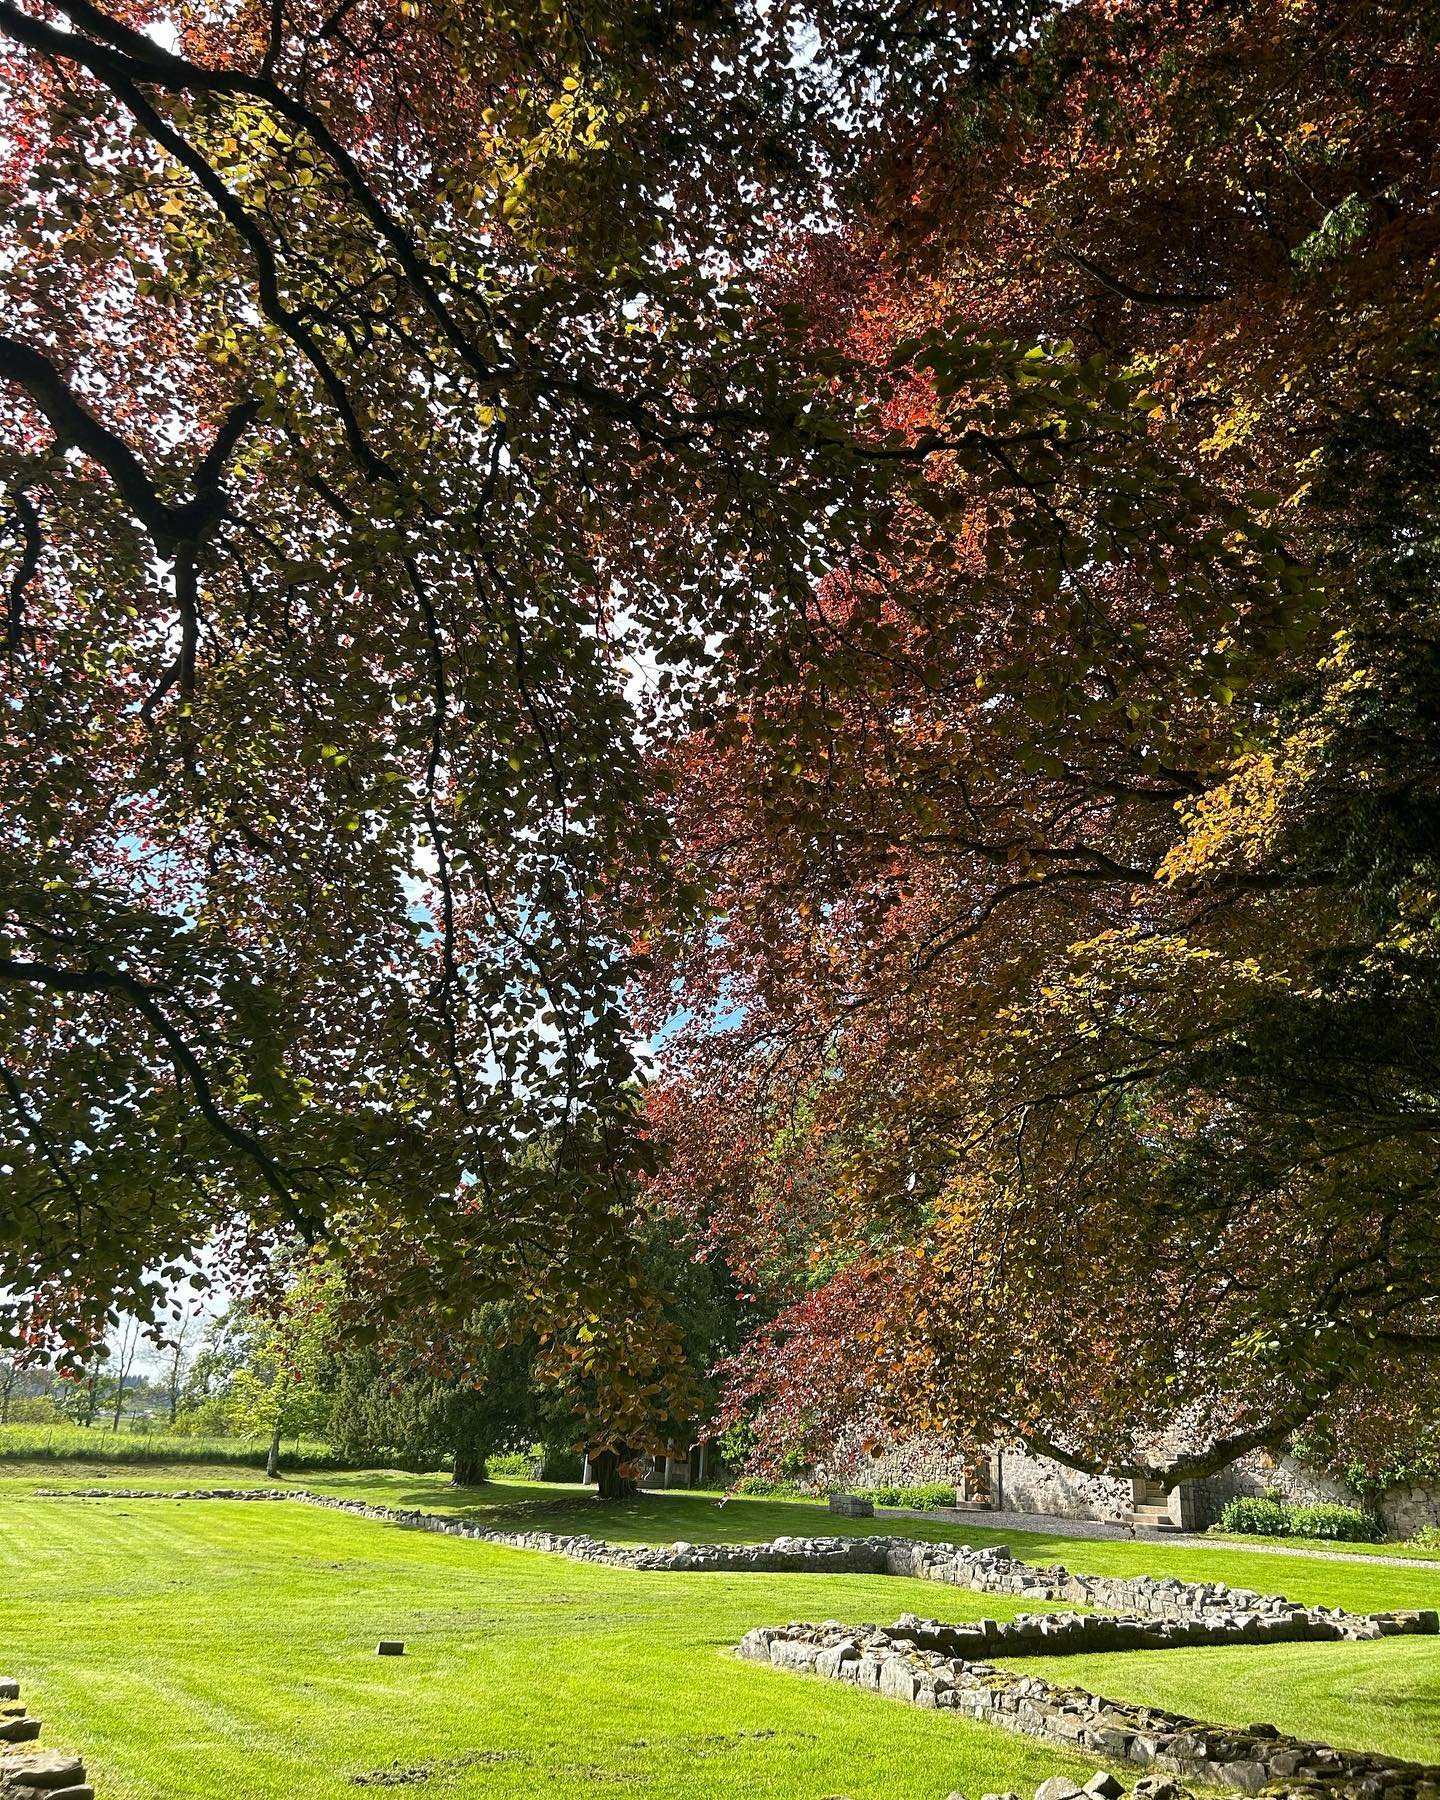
[
  {"left": 266, "top": 1423, "right": 282, "bottom": 1479},
  {"left": 592, "top": 1447, "right": 638, "bottom": 1501},
  {"left": 111, "top": 1315, "right": 139, "bottom": 1432},
  {"left": 452, "top": 1448, "right": 487, "bottom": 1487}
]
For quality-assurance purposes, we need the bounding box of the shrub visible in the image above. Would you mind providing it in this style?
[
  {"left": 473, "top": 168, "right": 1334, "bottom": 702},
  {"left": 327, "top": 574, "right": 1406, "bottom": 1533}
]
[
  {"left": 732, "top": 1474, "right": 815, "bottom": 1497},
  {"left": 483, "top": 1445, "right": 586, "bottom": 1482},
  {"left": 855, "top": 1481, "right": 957, "bottom": 1511},
  {"left": 1407, "top": 1524, "right": 1440, "bottom": 1550},
  {"left": 1215, "top": 1494, "right": 1375, "bottom": 1541},
  {"left": 1216, "top": 1495, "right": 1292, "bottom": 1536},
  {"left": 536, "top": 1448, "right": 584, "bottom": 1482},
  {"left": 1289, "top": 1502, "right": 1373, "bottom": 1541},
  {"left": 486, "top": 1450, "right": 536, "bottom": 1479},
  {"left": 3, "top": 1396, "right": 61, "bottom": 1425}
]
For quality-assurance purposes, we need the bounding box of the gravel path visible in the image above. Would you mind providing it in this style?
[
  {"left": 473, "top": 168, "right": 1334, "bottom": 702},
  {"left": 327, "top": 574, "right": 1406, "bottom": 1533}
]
[{"left": 882, "top": 1504, "right": 1440, "bottom": 1571}]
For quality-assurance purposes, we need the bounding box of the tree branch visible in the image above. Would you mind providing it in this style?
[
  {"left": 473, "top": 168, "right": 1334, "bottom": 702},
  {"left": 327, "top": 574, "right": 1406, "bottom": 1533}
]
[
  {"left": 3, "top": 486, "right": 41, "bottom": 650},
  {"left": 0, "top": 954, "right": 319, "bottom": 1238}
]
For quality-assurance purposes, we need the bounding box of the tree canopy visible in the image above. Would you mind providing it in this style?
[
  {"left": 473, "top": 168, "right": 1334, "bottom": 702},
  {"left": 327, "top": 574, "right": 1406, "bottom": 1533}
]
[
  {"left": 4, "top": 0, "right": 1437, "bottom": 1482},
  {"left": 0, "top": 0, "right": 869, "bottom": 1395},
  {"left": 642, "top": 0, "right": 1440, "bottom": 1479}
]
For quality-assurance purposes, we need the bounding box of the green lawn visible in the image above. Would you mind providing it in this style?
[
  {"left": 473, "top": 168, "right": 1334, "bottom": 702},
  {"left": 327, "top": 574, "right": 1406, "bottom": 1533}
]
[
  {"left": 1202, "top": 1528, "right": 1440, "bottom": 1563},
  {"left": 2, "top": 1487, "right": 1094, "bottom": 1800},
  {"left": 3, "top": 1465, "right": 1438, "bottom": 1800}
]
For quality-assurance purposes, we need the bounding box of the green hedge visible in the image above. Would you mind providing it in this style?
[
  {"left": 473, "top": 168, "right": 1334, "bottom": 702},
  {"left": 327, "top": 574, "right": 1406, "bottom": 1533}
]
[
  {"left": 1289, "top": 1502, "right": 1377, "bottom": 1540},
  {"left": 731, "top": 1475, "right": 816, "bottom": 1497},
  {"left": 1215, "top": 1494, "right": 1373, "bottom": 1541}
]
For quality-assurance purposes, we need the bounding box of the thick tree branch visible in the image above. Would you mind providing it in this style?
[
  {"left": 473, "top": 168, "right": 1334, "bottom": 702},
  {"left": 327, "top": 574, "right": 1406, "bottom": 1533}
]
[
  {"left": 1012, "top": 1394, "right": 1335, "bottom": 1488},
  {"left": 0, "top": 337, "right": 259, "bottom": 549}
]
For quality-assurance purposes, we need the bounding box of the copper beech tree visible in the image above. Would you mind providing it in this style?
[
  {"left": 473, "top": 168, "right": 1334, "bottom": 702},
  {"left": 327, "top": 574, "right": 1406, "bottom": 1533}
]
[{"left": 641, "top": 0, "right": 1440, "bottom": 1480}]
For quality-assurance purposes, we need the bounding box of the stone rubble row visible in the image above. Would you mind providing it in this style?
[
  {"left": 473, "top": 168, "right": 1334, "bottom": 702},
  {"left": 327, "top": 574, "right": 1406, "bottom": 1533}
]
[
  {"left": 0, "top": 1676, "right": 93, "bottom": 1800},
  {"left": 738, "top": 1617, "right": 1440, "bottom": 1800},
  {"left": 40, "top": 1488, "right": 1438, "bottom": 1647}
]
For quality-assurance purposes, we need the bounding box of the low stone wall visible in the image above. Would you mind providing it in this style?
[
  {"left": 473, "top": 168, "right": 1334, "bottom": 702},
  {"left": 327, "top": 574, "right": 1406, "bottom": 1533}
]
[
  {"left": 738, "top": 1618, "right": 1440, "bottom": 1798},
  {"left": 40, "top": 1490, "right": 1438, "bottom": 1645},
  {"left": 0, "top": 1675, "right": 93, "bottom": 1799},
  {"left": 882, "top": 1540, "right": 1437, "bottom": 1642}
]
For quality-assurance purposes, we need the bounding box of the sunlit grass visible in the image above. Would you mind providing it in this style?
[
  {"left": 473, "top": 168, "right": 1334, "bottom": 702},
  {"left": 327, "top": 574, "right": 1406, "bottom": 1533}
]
[{"left": 4, "top": 1461, "right": 1439, "bottom": 1798}]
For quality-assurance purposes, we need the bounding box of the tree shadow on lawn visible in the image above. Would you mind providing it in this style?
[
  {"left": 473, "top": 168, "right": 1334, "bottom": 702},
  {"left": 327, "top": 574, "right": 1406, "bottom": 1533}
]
[{"left": 301, "top": 1473, "right": 1014, "bottom": 1548}]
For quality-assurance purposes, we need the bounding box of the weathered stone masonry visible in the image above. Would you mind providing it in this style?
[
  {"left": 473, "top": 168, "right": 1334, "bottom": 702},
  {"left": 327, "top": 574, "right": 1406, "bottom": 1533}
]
[
  {"left": 738, "top": 1617, "right": 1440, "bottom": 1800},
  {"left": 0, "top": 1675, "right": 93, "bottom": 1800}
]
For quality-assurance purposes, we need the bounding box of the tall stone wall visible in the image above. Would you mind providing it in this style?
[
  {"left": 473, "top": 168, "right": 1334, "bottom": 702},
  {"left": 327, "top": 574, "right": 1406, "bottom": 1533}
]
[
  {"left": 825, "top": 1433, "right": 970, "bottom": 1491},
  {"left": 830, "top": 1438, "right": 1440, "bottom": 1539},
  {"left": 1185, "top": 1452, "right": 1440, "bottom": 1539},
  {"left": 1184, "top": 1453, "right": 1361, "bottom": 1530},
  {"left": 1372, "top": 1485, "right": 1440, "bottom": 1539},
  {"left": 991, "top": 1451, "right": 1134, "bottom": 1524}
]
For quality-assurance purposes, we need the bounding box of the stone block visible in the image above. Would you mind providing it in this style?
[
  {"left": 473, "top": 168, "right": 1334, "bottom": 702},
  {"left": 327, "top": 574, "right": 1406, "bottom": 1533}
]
[
  {"left": 0, "top": 1748, "right": 87, "bottom": 1789},
  {"left": 816, "top": 1642, "right": 859, "bottom": 1679},
  {"left": 828, "top": 1494, "right": 875, "bottom": 1518},
  {"left": 879, "top": 1658, "right": 918, "bottom": 1703},
  {"left": 1216, "top": 1765, "right": 1269, "bottom": 1795},
  {"left": 1034, "top": 1780, "right": 1085, "bottom": 1800},
  {"left": 1084, "top": 1777, "right": 1124, "bottom": 1799}
]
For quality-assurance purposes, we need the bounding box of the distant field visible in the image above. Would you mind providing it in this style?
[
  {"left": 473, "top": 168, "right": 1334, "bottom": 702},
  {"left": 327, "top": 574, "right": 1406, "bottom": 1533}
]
[
  {"left": 3, "top": 1460, "right": 1440, "bottom": 1798},
  {"left": 0, "top": 1423, "right": 351, "bottom": 1467}
]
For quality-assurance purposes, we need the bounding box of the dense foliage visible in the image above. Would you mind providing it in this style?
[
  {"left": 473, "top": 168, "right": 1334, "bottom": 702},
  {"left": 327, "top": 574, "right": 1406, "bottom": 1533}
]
[
  {"left": 1215, "top": 1497, "right": 1374, "bottom": 1543},
  {"left": 643, "top": 0, "right": 1440, "bottom": 1477},
  {"left": 5, "top": 0, "right": 1437, "bottom": 1483},
  {"left": 0, "top": 0, "right": 883, "bottom": 1433}
]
